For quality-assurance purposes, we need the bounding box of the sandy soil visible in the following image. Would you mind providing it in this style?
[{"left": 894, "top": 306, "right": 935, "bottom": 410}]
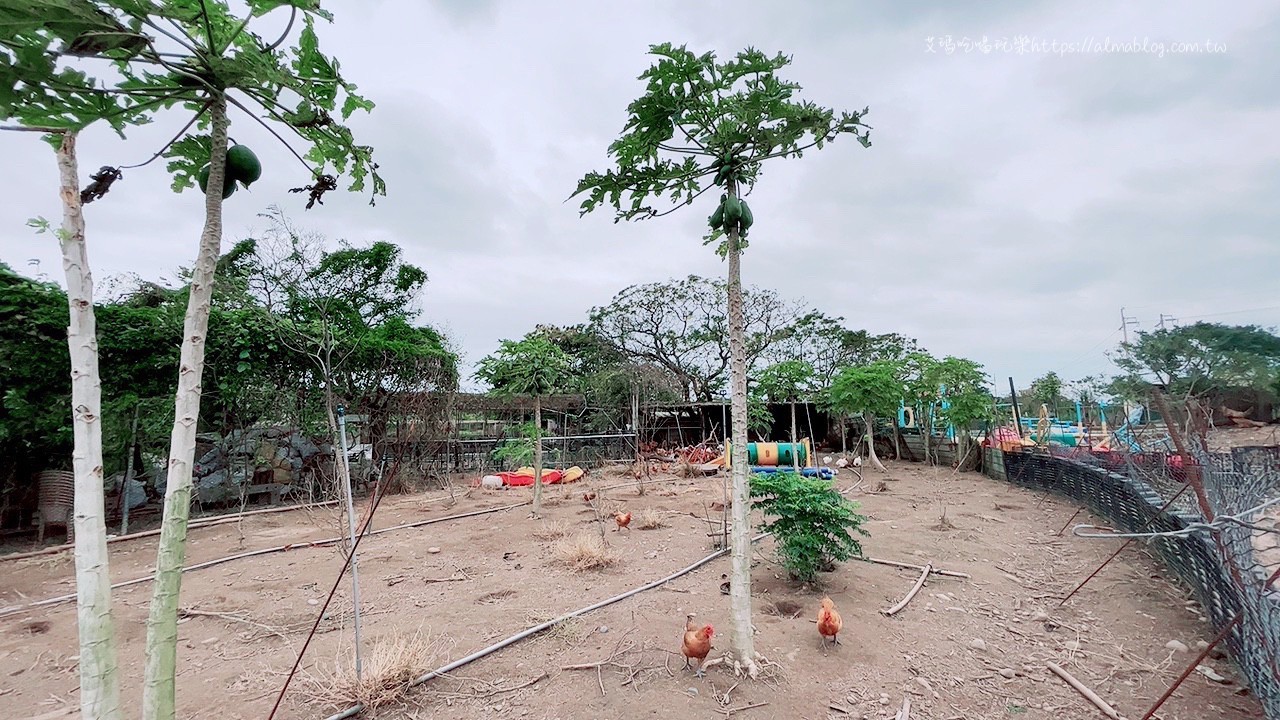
[{"left": 0, "top": 461, "right": 1265, "bottom": 720}]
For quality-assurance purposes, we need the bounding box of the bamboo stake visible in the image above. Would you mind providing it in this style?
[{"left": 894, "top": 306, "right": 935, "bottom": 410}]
[
  {"left": 1046, "top": 661, "right": 1122, "bottom": 719},
  {"left": 882, "top": 563, "right": 931, "bottom": 616}
]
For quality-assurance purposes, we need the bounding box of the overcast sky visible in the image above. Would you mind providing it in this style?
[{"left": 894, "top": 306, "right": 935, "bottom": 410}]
[{"left": 2, "top": 0, "right": 1277, "bottom": 394}]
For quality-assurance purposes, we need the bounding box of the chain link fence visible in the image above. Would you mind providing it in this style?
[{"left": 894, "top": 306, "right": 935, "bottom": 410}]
[{"left": 986, "top": 444, "right": 1280, "bottom": 718}]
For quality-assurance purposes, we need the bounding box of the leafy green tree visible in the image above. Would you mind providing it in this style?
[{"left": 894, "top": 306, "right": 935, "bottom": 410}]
[
  {"left": 475, "top": 337, "right": 573, "bottom": 516},
  {"left": 572, "top": 43, "right": 871, "bottom": 676},
  {"left": 928, "top": 357, "right": 994, "bottom": 471},
  {"left": 755, "top": 360, "right": 816, "bottom": 470},
  {"left": 771, "top": 311, "right": 917, "bottom": 386},
  {"left": 1109, "top": 322, "right": 1280, "bottom": 404},
  {"left": 1029, "top": 371, "right": 1063, "bottom": 415},
  {"left": 230, "top": 213, "right": 456, "bottom": 479},
  {"left": 588, "top": 275, "right": 800, "bottom": 401},
  {"left": 825, "top": 360, "right": 903, "bottom": 473},
  {"left": 749, "top": 470, "right": 869, "bottom": 583},
  {"left": 4, "top": 2, "right": 382, "bottom": 716}
]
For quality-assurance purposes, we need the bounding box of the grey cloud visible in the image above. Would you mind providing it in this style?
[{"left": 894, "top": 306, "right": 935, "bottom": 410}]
[{"left": 2, "top": 0, "right": 1278, "bottom": 393}]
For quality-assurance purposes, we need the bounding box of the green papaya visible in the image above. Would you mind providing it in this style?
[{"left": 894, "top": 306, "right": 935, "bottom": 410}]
[
  {"left": 723, "top": 195, "right": 743, "bottom": 226},
  {"left": 197, "top": 164, "right": 237, "bottom": 199},
  {"left": 740, "top": 200, "right": 754, "bottom": 231},
  {"left": 225, "top": 144, "right": 262, "bottom": 186},
  {"left": 709, "top": 200, "right": 725, "bottom": 229}
]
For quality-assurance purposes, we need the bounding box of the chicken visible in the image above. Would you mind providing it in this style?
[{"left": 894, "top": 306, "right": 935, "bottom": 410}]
[
  {"left": 614, "top": 510, "right": 632, "bottom": 531},
  {"left": 681, "top": 614, "right": 714, "bottom": 677},
  {"left": 817, "top": 596, "right": 843, "bottom": 647}
]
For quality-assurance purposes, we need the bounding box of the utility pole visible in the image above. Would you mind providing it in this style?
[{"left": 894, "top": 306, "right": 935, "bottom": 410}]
[
  {"left": 1156, "top": 313, "right": 1177, "bottom": 329},
  {"left": 1119, "top": 306, "right": 1139, "bottom": 343},
  {"left": 1118, "top": 307, "right": 1139, "bottom": 422}
]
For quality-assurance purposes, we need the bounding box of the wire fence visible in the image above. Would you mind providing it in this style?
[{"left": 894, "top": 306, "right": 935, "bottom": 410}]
[{"left": 985, "top": 444, "right": 1280, "bottom": 718}]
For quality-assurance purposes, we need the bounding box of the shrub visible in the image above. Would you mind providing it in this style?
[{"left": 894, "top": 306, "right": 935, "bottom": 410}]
[{"left": 749, "top": 471, "right": 870, "bottom": 583}]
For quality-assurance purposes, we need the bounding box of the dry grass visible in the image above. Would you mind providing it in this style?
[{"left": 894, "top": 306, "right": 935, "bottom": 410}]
[
  {"left": 299, "top": 629, "right": 452, "bottom": 712},
  {"left": 531, "top": 519, "right": 570, "bottom": 541},
  {"left": 555, "top": 532, "right": 619, "bottom": 573},
  {"left": 636, "top": 507, "right": 667, "bottom": 530}
]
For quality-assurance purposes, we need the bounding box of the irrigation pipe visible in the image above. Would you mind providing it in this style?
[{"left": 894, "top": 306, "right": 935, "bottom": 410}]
[
  {"left": 0, "top": 501, "right": 529, "bottom": 619},
  {"left": 0, "top": 499, "right": 342, "bottom": 562},
  {"left": 320, "top": 532, "right": 774, "bottom": 720}
]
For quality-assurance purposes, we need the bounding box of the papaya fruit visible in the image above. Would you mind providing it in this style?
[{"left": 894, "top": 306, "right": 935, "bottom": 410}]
[
  {"left": 740, "top": 200, "right": 754, "bottom": 231},
  {"left": 197, "top": 164, "right": 237, "bottom": 199},
  {"left": 226, "top": 144, "right": 262, "bottom": 186},
  {"left": 723, "top": 195, "right": 743, "bottom": 226},
  {"left": 709, "top": 199, "right": 725, "bottom": 229}
]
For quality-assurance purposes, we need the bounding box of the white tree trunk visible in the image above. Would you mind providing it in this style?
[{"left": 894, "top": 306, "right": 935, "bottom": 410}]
[
  {"left": 725, "top": 185, "right": 758, "bottom": 678},
  {"left": 56, "top": 131, "right": 123, "bottom": 720},
  {"left": 532, "top": 396, "right": 543, "bottom": 516},
  {"left": 142, "top": 96, "right": 229, "bottom": 720},
  {"left": 864, "top": 412, "right": 887, "bottom": 473}
]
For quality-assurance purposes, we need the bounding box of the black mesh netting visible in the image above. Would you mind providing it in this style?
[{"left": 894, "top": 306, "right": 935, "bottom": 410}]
[{"left": 988, "top": 446, "right": 1280, "bottom": 718}]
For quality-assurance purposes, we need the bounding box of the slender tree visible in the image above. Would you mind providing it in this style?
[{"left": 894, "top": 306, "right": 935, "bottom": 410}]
[
  {"left": 756, "top": 360, "right": 816, "bottom": 472},
  {"left": 3, "top": 3, "right": 381, "bottom": 717},
  {"left": 475, "top": 337, "right": 573, "bottom": 516},
  {"left": 825, "top": 360, "right": 903, "bottom": 473},
  {"left": 572, "top": 44, "right": 871, "bottom": 677}
]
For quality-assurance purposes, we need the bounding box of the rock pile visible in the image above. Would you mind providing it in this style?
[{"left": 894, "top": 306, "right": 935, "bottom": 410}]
[{"left": 190, "top": 427, "right": 333, "bottom": 505}]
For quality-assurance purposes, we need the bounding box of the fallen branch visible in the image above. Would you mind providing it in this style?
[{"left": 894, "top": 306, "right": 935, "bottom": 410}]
[
  {"left": 1047, "top": 661, "right": 1122, "bottom": 719},
  {"left": 0, "top": 499, "right": 341, "bottom": 562},
  {"left": 863, "top": 556, "right": 969, "bottom": 579},
  {"left": 320, "top": 532, "right": 775, "bottom": 720},
  {"left": 0, "top": 501, "right": 529, "bottom": 619},
  {"left": 723, "top": 701, "right": 769, "bottom": 716},
  {"left": 178, "top": 606, "right": 289, "bottom": 641},
  {"left": 882, "top": 563, "right": 931, "bottom": 616}
]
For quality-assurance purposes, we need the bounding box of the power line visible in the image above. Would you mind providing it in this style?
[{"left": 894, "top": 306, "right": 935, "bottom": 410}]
[{"left": 1175, "top": 305, "right": 1280, "bottom": 322}]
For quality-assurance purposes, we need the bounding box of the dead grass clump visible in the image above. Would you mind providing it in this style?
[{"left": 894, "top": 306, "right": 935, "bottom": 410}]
[
  {"left": 637, "top": 507, "right": 667, "bottom": 530},
  {"left": 300, "top": 630, "right": 451, "bottom": 712},
  {"left": 532, "top": 519, "right": 570, "bottom": 540},
  {"left": 556, "top": 532, "right": 619, "bottom": 572}
]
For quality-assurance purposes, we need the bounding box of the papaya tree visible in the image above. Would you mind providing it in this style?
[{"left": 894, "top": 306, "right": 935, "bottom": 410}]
[
  {"left": 755, "top": 360, "right": 816, "bottom": 471},
  {"left": 2, "top": 3, "right": 382, "bottom": 718},
  {"left": 572, "top": 44, "right": 872, "bottom": 677},
  {"left": 927, "top": 357, "right": 995, "bottom": 471},
  {"left": 825, "top": 360, "right": 903, "bottom": 473},
  {"left": 475, "top": 337, "right": 573, "bottom": 517}
]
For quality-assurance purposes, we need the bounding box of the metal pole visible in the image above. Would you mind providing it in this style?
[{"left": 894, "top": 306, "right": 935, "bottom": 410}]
[
  {"left": 336, "top": 405, "right": 363, "bottom": 678},
  {"left": 1008, "top": 377, "right": 1023, "bottom": 438}
]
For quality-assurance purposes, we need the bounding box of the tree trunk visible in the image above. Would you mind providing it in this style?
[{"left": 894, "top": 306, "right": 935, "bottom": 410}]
[
  {"left": 864, "top": 412, "right": 887, "bottom": 473},
  {"left": 56, "top": 131, "right": 123, "bottom": 720},
  {"left": 532, "top": 396, "right": 543, "bottom": 516},
  {"left": 724, "top": 185, "right": 758, "bottom": 678},
  {"left": 142, "top": 96, "right": 229, "bottom": 720},
  {"left": 789, "top": 400, "right": 799, "bottom": 473}
]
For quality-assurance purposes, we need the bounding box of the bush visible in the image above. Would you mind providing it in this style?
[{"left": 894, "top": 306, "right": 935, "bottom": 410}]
[{"left": 750, "top": 471, "right": 870, "bottom": 583}]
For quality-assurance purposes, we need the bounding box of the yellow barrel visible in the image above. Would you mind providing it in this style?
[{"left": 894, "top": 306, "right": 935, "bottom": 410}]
[{"left": 755, "top": 442, "right": 779, "bottom": 466}]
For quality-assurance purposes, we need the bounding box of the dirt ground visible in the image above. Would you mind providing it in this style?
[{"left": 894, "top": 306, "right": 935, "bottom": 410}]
[{"left": 0, "top": 460, "right": 1266, "bottom": 720}]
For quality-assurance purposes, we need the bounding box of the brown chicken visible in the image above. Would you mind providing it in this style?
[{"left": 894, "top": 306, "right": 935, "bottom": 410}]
[
  {"left": 817, "top": 596, "right": 843, "bottom": 647},
  {"left": 681, "top": 614, "right": 714, "bottom": 677},
  {"left": 614, "top": 511, "right": 632, "bottom": 532}
]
